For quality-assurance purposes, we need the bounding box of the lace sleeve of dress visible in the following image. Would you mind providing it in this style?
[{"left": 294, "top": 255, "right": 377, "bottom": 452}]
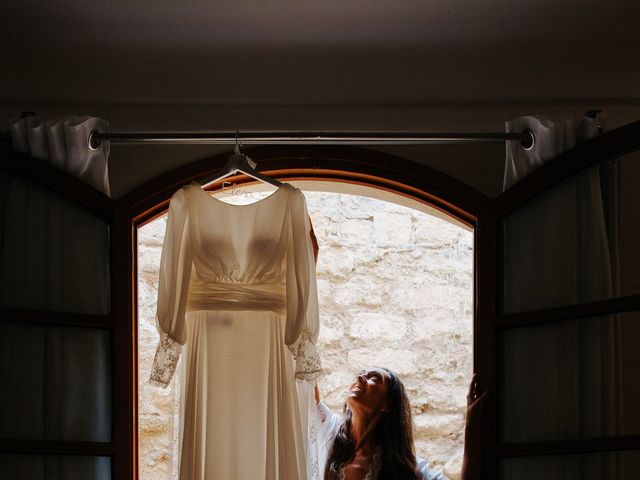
[
  {"left": 149, "top": 187, "right": 191, "bottom": 388},
  {"left": 288, "top": 331, "right": 323, "bottom": 381},
  {"left": 149, "top": 331, "right": 182, "bottom": 388}
]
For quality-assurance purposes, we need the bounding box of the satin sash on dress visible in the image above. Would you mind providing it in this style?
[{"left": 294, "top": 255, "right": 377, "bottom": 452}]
[{"left": 187, "top": 279, "right": 287, "bottom": 314}]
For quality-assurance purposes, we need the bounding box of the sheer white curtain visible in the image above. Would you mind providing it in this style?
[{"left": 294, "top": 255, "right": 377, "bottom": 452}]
[
  {"left": 503, "top": 114, "right": 603, "bottom": 190},
  {"left": 9, "top": 115, "right": 110, "bottom": 196},
  {"left": 502, "top": 114, "right": 612, "bottom": 312},
  {"left": 501, "top": 114, "right": 623, "bottom": 479},
  {"left": 1, "top": 116, "right": 112, "bottom": 479},
  {"left": 0, "top": 171, "right": 110, "bottom": 313}
]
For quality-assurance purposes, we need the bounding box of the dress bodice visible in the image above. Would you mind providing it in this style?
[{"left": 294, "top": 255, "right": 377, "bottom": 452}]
[
  {"left": 188, "top": 184, "right": 291, "bottom": 285},
  {"left": 150, "top": 182, "right": 322, "bottom": 387}
]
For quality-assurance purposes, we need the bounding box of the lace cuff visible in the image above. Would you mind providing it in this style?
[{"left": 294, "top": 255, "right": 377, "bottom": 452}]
[
  {"left": 289, "top": 332, "right": 322, "bottom": 381},
  {"left": 149, "top": 332, "right": 181, "bottom": 388}
]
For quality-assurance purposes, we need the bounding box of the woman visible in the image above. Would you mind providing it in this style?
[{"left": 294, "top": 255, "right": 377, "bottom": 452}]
[{"left": 313, "top": 370, "right": 486, "bottom": 480}]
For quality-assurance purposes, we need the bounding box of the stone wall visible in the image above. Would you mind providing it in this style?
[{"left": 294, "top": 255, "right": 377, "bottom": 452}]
[{"left": 138, "top": 189, "right": 473, "bottom": 479}]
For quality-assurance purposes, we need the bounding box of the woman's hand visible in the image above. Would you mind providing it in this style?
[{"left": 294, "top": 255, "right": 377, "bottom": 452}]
[
  {"left": 461, "top": 373, "right": 487, "bottom": 480},
  {"left": 465, "top": 373, "right": 487, "bottom": 437},
  {"left": 466, "top": 373, "right": 487, "bottom": 414},
  {"left": 314, "top": 382, "right": 320, "bottom": 405}
]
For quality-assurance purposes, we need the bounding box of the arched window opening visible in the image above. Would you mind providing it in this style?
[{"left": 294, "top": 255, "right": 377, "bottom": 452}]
[{"left": 137, "top": 181, "right": 474, "bottom": 480}]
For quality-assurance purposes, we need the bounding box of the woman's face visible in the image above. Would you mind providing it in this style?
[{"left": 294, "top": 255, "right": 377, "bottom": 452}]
[{"left": 346, "top": 368, "right": 391, "bottom": 413}]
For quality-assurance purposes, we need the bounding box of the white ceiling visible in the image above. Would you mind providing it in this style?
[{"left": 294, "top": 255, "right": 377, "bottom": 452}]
[{"left": 3, "top": 0, "right": 640, "bottom": 105}]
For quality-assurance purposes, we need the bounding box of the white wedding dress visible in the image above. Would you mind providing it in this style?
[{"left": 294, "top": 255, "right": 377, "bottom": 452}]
[{"left": 150, "top": 183, "right": 322, "bottom": 480}]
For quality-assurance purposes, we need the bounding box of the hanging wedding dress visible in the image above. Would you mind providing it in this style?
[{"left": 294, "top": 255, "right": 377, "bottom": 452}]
[{"left": 149, "top": 183, "right": 322, "bottom": 480}]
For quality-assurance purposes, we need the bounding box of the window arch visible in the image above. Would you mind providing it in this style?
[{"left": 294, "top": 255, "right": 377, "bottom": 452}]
[{"left": 121, "top": 145, "right": 493, "bottom": 479}]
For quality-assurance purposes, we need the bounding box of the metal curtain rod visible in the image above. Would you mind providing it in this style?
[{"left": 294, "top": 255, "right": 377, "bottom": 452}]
[{"left": 89, "top": 130, "right": 534, "bottom": 148}]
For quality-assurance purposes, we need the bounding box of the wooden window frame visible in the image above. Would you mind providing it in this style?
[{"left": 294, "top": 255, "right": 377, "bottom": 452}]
[
  {"left": 3, "top": 119, "right": 639, "bottom": 479},
  {"left": 491, "top": 120, "right": 640, "bottom": 471},
  {"left": 121, "top": 145, "right": 491, "bottom": 479},
  {"left": 0, "top": 150, "right": 132, "bottom": 480}
]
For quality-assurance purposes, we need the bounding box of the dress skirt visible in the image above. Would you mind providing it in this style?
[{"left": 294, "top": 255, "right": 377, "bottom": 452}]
[{"left": 178, "top": 310, "right": 307, "bottom": 480}]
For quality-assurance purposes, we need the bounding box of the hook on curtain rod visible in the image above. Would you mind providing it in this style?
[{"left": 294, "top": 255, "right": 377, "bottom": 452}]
[{"left": 234, "top": 130, "right": 241, "bottom": 154}]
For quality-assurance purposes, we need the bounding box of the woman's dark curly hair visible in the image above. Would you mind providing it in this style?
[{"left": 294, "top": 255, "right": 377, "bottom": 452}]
[{"left": 324, "top": 368, "right": 417, "bottom": 480}]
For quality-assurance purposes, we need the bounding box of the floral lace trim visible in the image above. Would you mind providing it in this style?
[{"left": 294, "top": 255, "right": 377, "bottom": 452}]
[
  {"left": 289, "top": 331, "right": 322, "bottom": 381},
  {"left": 308, "top": 412, "right": 320, "bottom": 480},
  {"left": 149, "top": 331, "right": 181, "bottom": 388}
]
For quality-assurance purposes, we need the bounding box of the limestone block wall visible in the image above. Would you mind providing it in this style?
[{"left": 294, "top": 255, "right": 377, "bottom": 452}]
[{"left": 138, "top": 189, "right": 473, "bottom": 480}]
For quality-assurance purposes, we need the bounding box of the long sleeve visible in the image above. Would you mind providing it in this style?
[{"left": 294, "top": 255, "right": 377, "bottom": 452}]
[
  {"left": 285, "top": 188, "right": 322, "bottom": 381},
  {"left": 306, "top": 400, "right": 341, "bottom": 480},
  {"left": 316, "top": 402, "right": 341, "bottom": 451},
  {"left": 149, "top": 187, "right": 193, "bottom": 387}
]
